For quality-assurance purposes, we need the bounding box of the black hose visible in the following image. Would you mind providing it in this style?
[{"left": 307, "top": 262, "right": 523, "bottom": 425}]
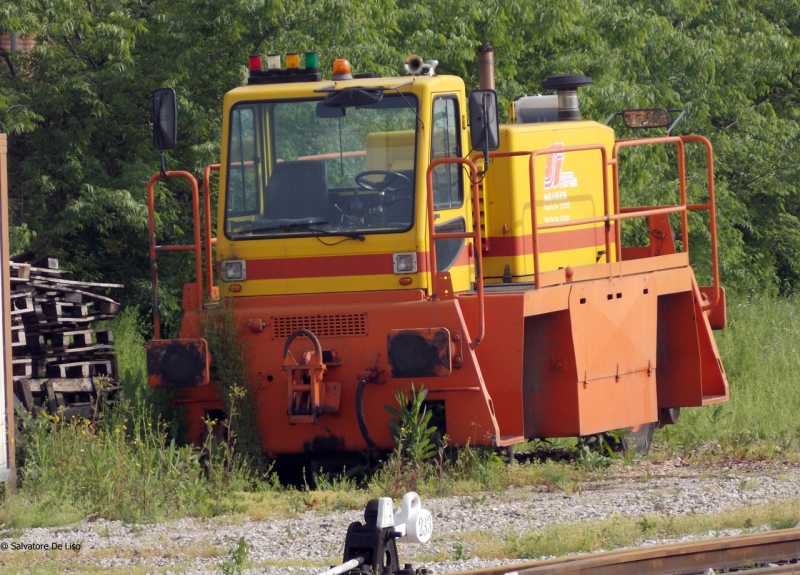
[
  {"left": 356, "top": 379, "right": 377, "bottom": 451},
  {"left": 283, "top": 328, "right": 322, "bottom": 360}
]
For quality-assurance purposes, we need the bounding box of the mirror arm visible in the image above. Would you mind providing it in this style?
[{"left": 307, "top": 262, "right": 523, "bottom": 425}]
[
  {"left": 666, "top": 109, "right": 686, "bottom": 135},
  {"left": 480, "top": 94, "right": 491, "bottom": 175},
  {"left": 604, "top": 112, "right": 621, "bottom": 126}
]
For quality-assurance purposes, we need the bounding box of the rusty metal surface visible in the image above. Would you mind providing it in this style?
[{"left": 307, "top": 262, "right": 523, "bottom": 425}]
[
  {"left": 387, "top": 328, "right": 452, "bottom": 378},
  {"left": 146, "top": 338, "right": 210, "bottom": 389},
  {"left": 449, "top": 528, "right": 800, "bottom": 575}
]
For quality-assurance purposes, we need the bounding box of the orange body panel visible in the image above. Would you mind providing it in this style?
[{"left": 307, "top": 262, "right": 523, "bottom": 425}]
[
  {"left": 176, "top": 290, "right": 505, "bottom": 455},
  {"left": 171, "top": 255, "right": 727, "bottom": 455}
]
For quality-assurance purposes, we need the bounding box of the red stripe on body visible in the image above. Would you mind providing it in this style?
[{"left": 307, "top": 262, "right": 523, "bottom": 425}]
[
  {"left": 485, "top": 225, "right": 616, "bottom": 257},
  {"left": 247, "top": 251, "right": 431, "bottom": 280}
]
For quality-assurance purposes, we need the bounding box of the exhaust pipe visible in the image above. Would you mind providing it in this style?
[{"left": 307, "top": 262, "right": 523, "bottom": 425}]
[{"left": 477, "top": 43, "right": 495, "bottom": 90}]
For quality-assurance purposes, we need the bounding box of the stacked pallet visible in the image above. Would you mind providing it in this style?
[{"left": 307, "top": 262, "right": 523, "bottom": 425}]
[{"left": 10, "top": 256, "right": 124, "bottom": 419}]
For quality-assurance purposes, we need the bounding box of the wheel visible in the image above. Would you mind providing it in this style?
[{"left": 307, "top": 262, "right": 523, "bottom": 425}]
[
  {"left": 658, "top": 407, "right": 681, "bottom": 428},
  {"left": 620, "top": 422, "right": 657, "bottom": 454},
  {"left": 354, "top": 170, "right": 411, "bottom": 193}
]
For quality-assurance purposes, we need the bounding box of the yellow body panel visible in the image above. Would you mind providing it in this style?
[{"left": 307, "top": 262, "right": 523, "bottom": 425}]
[
  {"left": 482, "top": 121, "right": 616, "bottom": 283},
  {"left": 215, "top": 79, "right": 623, "bottom": 295},
  {"left": 215, "top": 76, "right": 475, "bottom": 297}
]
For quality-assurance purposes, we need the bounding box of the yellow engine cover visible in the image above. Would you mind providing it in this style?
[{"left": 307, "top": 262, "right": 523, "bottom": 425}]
[{"left": 481, "top": 121, "right": 616, "bottom": 283}]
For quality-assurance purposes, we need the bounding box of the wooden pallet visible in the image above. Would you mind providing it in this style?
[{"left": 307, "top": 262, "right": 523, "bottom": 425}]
[
  {"left": 10, "top": 259, "right": 123, "bottom": 417},
  {"left": 46, "top": 359, "right": 114, "bottom": 379},
  {"left": 15, "top": 377, "right": 121, "bottom": 418}
]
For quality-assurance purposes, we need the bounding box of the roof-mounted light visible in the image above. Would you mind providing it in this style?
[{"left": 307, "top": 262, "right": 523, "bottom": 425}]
[
  {"left": 247, "top": 50, "right": 323, "bottom": 85},
  {"left": 266, "top": 53, "right": 281, "bottom": 70},
  {"left": 332, "top": 59, "right": 353, "bottom": 80},
  {"left": 304, "top": 52, "right": 319, "bottom": 72},
  {"left": 248, "top": 54, "right": 262, "bottom": 72}
]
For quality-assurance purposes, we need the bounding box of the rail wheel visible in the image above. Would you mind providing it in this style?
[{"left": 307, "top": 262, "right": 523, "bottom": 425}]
[{"left": 620, "top": 422, "right": 657, "bottom": 454}]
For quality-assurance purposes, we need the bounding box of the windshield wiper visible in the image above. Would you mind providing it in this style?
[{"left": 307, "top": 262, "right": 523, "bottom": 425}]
[{"left": 242, "top": 221, "right": 365, "bottom": 241}]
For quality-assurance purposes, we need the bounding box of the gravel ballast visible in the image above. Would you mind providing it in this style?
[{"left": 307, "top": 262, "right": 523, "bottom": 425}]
[{"left": 3, "top": 458, "right": 800, "bottom": 574}]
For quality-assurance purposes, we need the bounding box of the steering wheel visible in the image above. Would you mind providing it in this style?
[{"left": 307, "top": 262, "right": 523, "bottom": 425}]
[{"left": 354, "top": 170, "right": 412, "bottom": 194}]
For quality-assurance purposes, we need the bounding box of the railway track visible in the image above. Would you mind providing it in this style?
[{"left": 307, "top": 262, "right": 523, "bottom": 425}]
[{"left": 448, "top": 527, "right": 800, "bottom": 575}]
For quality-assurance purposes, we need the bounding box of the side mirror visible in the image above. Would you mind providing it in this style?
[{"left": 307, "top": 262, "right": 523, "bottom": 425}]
[
  {"left": 316, "top": 101, "right": 345, "bottom": 118},
  {"left": 622, "top": 108, "right": 670, "bottom": 129},
  {"left": 152, "top": 88, "right": 177, "bottom": 151},
  {"left": 323, "top": 87, "right": 384, "bottom": 108},
  {"left": 468, "top": 90, "right": 499, "bottom": 152}
]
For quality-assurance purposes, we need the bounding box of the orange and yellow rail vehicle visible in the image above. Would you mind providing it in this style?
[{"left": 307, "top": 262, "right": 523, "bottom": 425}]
[{"left": 145, "top": 46, "right": 728, "bottom": 459}]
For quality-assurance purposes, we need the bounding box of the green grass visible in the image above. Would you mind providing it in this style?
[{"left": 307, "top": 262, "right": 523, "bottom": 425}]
[
  {"left": 656, "top": 293, "right": 800, "bottom": 457},
  {"left": 5, "top": 294, "right": 800, "bottom": 530},
  {"left": 1, "top": 307, "right": 265, "bottom": 527},
  {"left": 459, "top": 499, "right": 800, "bottom": 560},
  {"left": 2, "top": 400, "right": 257, "bottom": 527}
]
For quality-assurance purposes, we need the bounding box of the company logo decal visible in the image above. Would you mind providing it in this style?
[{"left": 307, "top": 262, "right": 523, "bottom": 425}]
[
  {"left": 542, "top": 143, "right": 575, "bottom": 223},
  {"left": 543, "top": 142, "right": 577, "bottom": 190}
]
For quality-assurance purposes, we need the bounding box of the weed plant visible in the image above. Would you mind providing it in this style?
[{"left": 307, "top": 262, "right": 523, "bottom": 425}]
[
  {"left": 202, "top": 302, "right": 264, "bottom": 468},
  {"left": 2, "top": 306, "right": 261, "bottom": 527},
  {"left": 105, "top": 306, "right": 186, "bottom": 440},
  {"left": 219, "top": 536, "right": 251, "bottom": 575},
  {"left": 368, "top": 385, "right": 577, "bottom": 498}
]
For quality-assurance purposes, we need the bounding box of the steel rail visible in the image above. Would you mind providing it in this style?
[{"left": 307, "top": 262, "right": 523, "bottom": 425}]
[{"left": 449, "top": 527, "right": 800, "bottom": 575}]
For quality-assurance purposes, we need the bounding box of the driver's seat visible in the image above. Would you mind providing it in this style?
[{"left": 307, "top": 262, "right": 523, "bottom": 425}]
[{"left": 264, "top": 160, "right": 328, "bottom": 220}]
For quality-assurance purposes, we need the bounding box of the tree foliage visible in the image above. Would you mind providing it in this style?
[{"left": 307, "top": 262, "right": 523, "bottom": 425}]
[{"left": 1, "top": 0, "right": 800, "bottom": 333}]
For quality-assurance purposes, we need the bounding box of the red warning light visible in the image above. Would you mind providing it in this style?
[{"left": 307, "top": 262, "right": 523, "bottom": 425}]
[{"left": 248, "top": 55, "right": 263, "bottom": 72}]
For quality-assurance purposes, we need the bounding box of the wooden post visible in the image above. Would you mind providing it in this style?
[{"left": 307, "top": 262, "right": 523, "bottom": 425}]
[{"left": 0, "top": 134, "right": 15, "bottom": 488}]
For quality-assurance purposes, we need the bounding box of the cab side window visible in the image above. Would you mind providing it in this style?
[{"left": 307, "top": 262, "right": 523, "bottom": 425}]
[
  {"left": 227, "top": 105, "right": 261, "bottom": 215},
  {"left": 431, "top": 97, "right": 462, "bottom": 210}
]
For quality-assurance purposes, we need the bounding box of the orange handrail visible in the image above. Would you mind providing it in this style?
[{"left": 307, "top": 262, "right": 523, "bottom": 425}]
[
  {"left": 612, "top": 135, "right": 719, "bottom": 311},
  {"left": 147, "top": 171, "right": 203, "bottom": 340},
  {"left": 202, "top": 164, "right": 220, "bottom": 300},
  {"left": 426, "top": 157, "right": 485, "bottom": 348},
  {"left": 681, "top": 135, "right": 719, "bottom": 310},
  {"left": 612, "top": 136, "right": 687, "bottom": 261},
  {"left": 466, "top": 135, "right": 720, "bottom": 312}
]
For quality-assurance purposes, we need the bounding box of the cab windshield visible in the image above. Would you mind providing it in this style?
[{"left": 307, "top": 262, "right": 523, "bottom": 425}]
[{"left": 224, "top": 94, "right": 419, "bottom": 240}]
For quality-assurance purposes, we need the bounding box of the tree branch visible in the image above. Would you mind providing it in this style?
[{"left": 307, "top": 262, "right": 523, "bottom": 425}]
[
  {"left": 0, "top": 48, "right": 16, "bottom": 78},
  {"left": 249, "top": 9, "right": 323, "bottom": 55}
]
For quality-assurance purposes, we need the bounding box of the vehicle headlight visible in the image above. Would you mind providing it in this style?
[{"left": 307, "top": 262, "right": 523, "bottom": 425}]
[
  {"left": 393, "top": 253, "right": 417, "bottom": 274},
  {"left": 222, "top": 259, "right": 247, "bottom": 281}
]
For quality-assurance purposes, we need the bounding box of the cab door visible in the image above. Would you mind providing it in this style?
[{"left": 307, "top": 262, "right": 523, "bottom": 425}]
[{"left": 430, "top": 94, "right": 474, "bottom": 293}]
